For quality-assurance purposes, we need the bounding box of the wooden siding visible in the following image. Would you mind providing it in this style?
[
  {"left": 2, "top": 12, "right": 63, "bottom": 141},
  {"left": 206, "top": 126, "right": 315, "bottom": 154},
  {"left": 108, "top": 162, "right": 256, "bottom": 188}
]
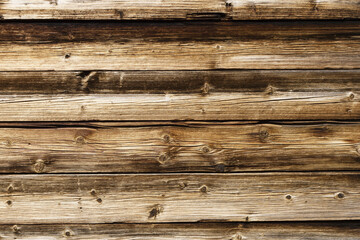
[{"left": 0, "top": 1, "right": 359, "bottom": 239}]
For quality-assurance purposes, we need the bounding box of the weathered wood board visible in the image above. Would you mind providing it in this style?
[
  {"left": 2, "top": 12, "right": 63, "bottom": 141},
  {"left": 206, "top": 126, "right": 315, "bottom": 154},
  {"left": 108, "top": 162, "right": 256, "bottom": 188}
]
[
  {"left": 0, "top": 70, "right": 360, "bottom": 94},
  {"left": 0, "top": 173, "right": 359, "bottom": 223},
  {"left": 0, "top": 92, "right": 357, "bottom": 121},
  {"left": 0, "top": 0, "right": 359, "bottom": 20},
  {"left": 1, "top": 21, "right": 360, "bottom": 70},
  {"left": 1, "top": 222, "right": 360, "bottom": 239},
  {"left": 1, "top": 122, "right": 360, "bottom": 173}
]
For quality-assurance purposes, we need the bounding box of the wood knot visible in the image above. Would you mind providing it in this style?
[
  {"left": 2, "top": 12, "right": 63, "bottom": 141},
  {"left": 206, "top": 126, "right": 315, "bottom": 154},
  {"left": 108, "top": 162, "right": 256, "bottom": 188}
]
[
  {"left": 348, "top": 93, "right": 355, "bottom": 101},
  {"left": 64, "top": 229, "right": 72, "bottom": 237},
  {"left": 7, "top": 184, "right": 14, "bottom": 193},
  {"left": 148, "top": 204, "right": 162, "bottom": 219},
  {"left": 202, "top": 82, "right": 210, "bottom": 95},
  {"left": 158, "top": 153, "right": 169, "bottom": 164},
  {"left": 163, "top": 134, "right": 171, "bottom": 143},
  {"left": 179, "top": 182, "right": 188, "bottom": 189},
  {"left": 75, "top": 136, "right": 86, "bottom": 145},
  {"left": 232, "top": 233, "right": 243, "bottom": 240},
  {"left": 285, "top": 194, "right": 292, "bottom": 200},
  {"left": 34, "top": 159, "right": 45, "bottom": 173},
  {"left": 335, "top": 192, "right": 345, "bottom": 199},
  {"left": 201, "top": 146, "right": 211, "bottom": 154},
  {"left": 356, "top": 146, "right": 360, "bottom": 156},
  {"left": 200, "top": 185, "right": 208, "bottom": 193},
  {"left": 12, "top": 225, "right": 20, "bottom": 234},
  {"left": 90, "top": 189, "right": 97, "bottom": 196},
  {"left": 265, "top": 85, "right": 275, "bottom": 95},
  {"left": 259, "top": 129, "right": 269, "bottom": 142}
]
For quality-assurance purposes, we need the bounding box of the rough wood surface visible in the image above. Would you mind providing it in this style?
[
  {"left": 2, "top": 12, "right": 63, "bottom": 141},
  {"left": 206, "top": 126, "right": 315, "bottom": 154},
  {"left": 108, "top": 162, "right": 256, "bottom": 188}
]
[
  {"left": 1, "top": 70, "right": 360, "bottom": 94},
  {"left": 1, "top": 222, "right": 360, "bottom": 239},
  {"left": 0, "top": 0, "right": 359, "bottom": 20},
  {"left": 0, "top": 173, "right": 359, "bottom": 223},
  {"left": 1, "top": 122, "right": 360, "bottom": 173},
  {"left": 1, "top": 21, "right": 360, "bottom": 70},
  {"left": 0, "top": 92, "right": 357, "bottom": 121}
]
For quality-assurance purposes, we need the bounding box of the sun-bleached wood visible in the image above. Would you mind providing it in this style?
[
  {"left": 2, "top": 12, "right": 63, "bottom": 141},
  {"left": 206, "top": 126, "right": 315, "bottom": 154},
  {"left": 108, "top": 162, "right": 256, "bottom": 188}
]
[
  {"left": 1, "top": 21, "right": 360, "bottom": 70},
  {"left": 0, "top": 92, "right": 357, "bottom": 121},
  {"left": 0, "top": 70, "right": 360, "bottom": 94},
  {"left": 0, "top": 173, "right": 359, "bottom": 223},
  {"left": 1, "top": 222, "right": 360, "bottom": 239},
  {"left": 1, "top": 122, "right": 360, "bottom": 173},
  {"left": 0, "top": 0, "right": 359, "bottom": 20}
]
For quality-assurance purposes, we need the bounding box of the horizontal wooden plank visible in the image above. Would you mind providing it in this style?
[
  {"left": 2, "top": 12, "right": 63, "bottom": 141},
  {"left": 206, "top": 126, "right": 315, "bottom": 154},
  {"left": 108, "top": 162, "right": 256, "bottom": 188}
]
[
  {"left": 1, "top": 122, "right": 360, "bottom": 173},
  {"left": 0, "top": 173, "right": 359, "bottom": 223},
  {"left": 1, "top": 70, "right": 360, "bottom": 94},
  {"left": 0, "top": 0, "right": 359, "bottom": 20},
  {"left": 0, "top": 92, "right": 357, "bottom": 121},
  {"left": 1, "top": 21, "right": 360, "bottom": 70},
  {"left": 1, "top": 222, "right": 360, "bottom": 239}
]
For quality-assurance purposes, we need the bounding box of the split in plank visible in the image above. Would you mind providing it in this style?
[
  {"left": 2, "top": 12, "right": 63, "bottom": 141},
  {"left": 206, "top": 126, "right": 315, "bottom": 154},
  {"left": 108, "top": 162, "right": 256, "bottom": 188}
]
[
  {"left": 1, "top": 21, "right": 360, "bottom": 70},
  {"left": 0, "top": 0, "right": 360, "bottom": 20},
  {"left": 1, "top": 222, "right": 360, "bottom": 239},
  {"left": 1, "top": 122, "right": 360, "bottom": 173},
  {"left": 0, "top": 172, "right": 360, "bottom": 223}
]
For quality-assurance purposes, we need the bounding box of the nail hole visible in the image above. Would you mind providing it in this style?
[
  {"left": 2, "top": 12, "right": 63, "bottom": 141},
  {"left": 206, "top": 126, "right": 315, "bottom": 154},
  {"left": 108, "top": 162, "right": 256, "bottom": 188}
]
[
  {"left": 90, "top": 189, "right": 96, "bottom": 196},
  {"left": 96, "top": 198, "right": 102, "bottom": 203},
  {"left": 285, "top": 194, "right": 292, "bottom": 200},
  {"left": 336, "top": 192, "right": 345, "bottom": 199},
  {"left": 6, "top": 200, "right": 12, "bottom": 206},
  {"left": 64, "top": 230, "right": 71, "bottom": 237},
  {"left": 200, "top": 185, "right": 208, "bottom": 193},
  {"left": 65, "top": 53, "right": 71, "bottom": 59}
]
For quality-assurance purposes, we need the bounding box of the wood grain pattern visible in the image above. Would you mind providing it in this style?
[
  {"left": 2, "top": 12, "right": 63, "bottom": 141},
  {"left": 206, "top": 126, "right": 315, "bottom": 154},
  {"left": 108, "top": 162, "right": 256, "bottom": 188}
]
[
  {"left": 0, "top": 173, "right": 359, "bottom": 223},
  {"left": 1, "top": 122, "right": 360, "bottom": 173},
  {"left": 1, "top": 70, "right": 360, "bottom": 94},
  {"left": 1, "top": 21, "right": 360, "bottom": 70},
  {"left": 1, "top": 222, "right": 360, "bottom": 239},
  {"left": 0, "top": 92, "right": 357, "bottom": 121},
  {"left": 0, "top": 0, "right": 359, "bottom": 20}
]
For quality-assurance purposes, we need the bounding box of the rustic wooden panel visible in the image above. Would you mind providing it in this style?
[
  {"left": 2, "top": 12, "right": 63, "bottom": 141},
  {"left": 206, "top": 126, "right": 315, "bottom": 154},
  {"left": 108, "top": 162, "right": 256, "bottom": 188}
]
[
  {"left": 1, "top": 21, "right": 360, "bottom": 70},
  {"left": 1, "top": 122, "right": 360, "bottom": 173},
  {"left": 0, "top": 0, "right": 359, "bottom": 20},
  {"left": 0, "top": 92, "right": 357, "bottom": 121},
  {"left": 1, "top": 222, "right": 360, "bottom": 239},
  {"left": 1, "top": 70, "right": 360, "bottom": 94},
  {"left": 0, "top": 173, "right": 359, "bottom": 223}
]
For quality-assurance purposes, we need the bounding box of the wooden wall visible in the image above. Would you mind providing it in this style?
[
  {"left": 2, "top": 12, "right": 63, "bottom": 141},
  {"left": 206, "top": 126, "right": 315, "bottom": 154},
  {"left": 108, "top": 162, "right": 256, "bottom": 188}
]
[{"left": 0, "top": 1, "right": 360, "bottom": 239}]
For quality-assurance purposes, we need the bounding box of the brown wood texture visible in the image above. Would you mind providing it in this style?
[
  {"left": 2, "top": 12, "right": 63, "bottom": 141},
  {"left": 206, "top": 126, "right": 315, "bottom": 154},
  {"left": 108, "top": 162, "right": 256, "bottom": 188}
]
[
  {"left": 1, "top": 122, "right": 360, "bottom": 173},
  {"left": 0, "top": 172, "right": 359, "bottom": 223},
  {"left": 1, "top": 222, "right": 360, "bottom": 239},
  {"left": 0, "top": 92, "right": 357, "bottom": 121},
  {"left": 0, "top": 0, "right": 360, "bottom": 20},
  {"left": 1, "top": 21, "right": 360, "bottom": 71},
  {"left": 0, "top": 70, "right": 360, "bottom": 94}
]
